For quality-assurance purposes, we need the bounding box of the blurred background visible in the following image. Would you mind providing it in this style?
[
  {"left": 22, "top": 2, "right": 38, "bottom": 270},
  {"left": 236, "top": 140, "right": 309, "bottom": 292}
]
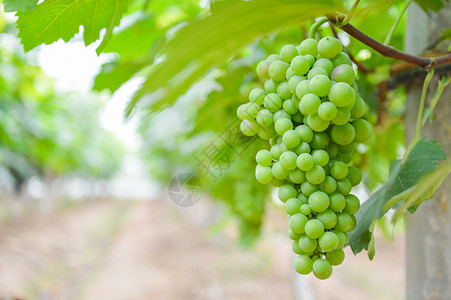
[{"left": 0, "top": 1, "right": 410, "bottom": 299}]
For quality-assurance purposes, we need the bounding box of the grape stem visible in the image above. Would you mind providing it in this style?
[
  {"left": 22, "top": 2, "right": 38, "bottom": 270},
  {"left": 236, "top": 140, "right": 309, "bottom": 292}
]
[
  {"left": 309, "top": 17, "right": 329, "bottom": 39},
  {"left": 341, "top": 0, "right": 360, "bottom": 26},
  {"left": 328, "top": 16, "right": 451, "bottom": 71},
  {"left": 383, "top": 0, "right": 412, "bottom": 46}
]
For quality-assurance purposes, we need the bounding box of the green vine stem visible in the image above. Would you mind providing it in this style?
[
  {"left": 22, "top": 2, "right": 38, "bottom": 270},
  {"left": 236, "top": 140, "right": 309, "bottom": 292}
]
[
  {"left": 384, "top": 0, "right": 412, "bottom": 46},
  {"left": 422, "top": 76, "right": 451, "bottom": 124},
  {"left": 341, "top": 0, "right": 360, "bottom": 26},
  {"left": 309, "top": 17, "right": 329, "bottom": 39}
]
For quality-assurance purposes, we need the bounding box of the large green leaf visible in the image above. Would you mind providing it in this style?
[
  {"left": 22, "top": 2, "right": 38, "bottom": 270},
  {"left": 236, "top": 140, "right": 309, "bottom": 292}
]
[
  {"left": 16, "top": 0, "right": 129, "bottom": 52},
  {"left": 349, "top": 137, "right": 446, "bottom": 257},
  {"left": 3, "top": 0, "right": 38, "bottom": 12},
  {"left": 126, "top": 0, "right": 343, "bottom": 116}
]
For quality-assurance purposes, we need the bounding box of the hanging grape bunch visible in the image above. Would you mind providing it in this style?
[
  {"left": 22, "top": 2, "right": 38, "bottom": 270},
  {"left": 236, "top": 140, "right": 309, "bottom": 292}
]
[{"left": 237, "top": 32, "right": 372, "bottom": 279}]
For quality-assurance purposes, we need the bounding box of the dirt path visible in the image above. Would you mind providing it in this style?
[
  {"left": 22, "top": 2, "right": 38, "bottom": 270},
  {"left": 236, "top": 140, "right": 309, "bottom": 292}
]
[{"left": 0, "top": 198, "right": 404, "bottom": 300}]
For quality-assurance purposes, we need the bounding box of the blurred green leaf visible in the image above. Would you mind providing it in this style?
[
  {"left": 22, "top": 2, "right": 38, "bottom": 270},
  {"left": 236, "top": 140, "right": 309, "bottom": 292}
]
[
  {"left": 127, "top": 0, "right": 342, "bottom": 115},
  {"left": 413, "top": 0, "right": 449, "bottom": 12},
  {"left": 3, "top": 0, "right": 38, "bottom": 12}
]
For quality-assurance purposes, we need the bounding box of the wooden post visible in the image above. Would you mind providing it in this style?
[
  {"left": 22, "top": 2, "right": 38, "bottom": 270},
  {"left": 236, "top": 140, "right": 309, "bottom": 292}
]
[{"left": 405, "top": 3, "right": 451, "bottom": 299}]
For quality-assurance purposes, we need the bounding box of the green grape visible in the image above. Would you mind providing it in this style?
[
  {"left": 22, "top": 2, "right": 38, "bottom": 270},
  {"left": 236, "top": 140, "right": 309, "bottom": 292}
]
[
  {"left": 297, "top": 193, "right": 308, "bottom": 204},
  {"left": 291, "top": 55, "right": 310, "bottom": 75},
  {"left": 289, "top": 213, "right": 309, "bottom": 234},
  {"left": 307, "top": 67, "right": 328, "bottom": 80},
  {"left": 279, "top": 184, "right": 298, "bottom": 202},
  {"left": 317, "top": 36, "right": 343, "bottom": 59},
  {"left": 297, "top": 153, "right": 314, "bottom": 171},
  {"left": 264, "top": 79, "right": 278, "bottom": 94},
  {"left": 326, "top": 249, "right": 345, "bottom": 266},
  {"left": 300, "top": 204, "right": 312, "bottom": 215},
  {"left": 295, "top": 125, "right": 314, "bottom": 143},
  {"left": 286, "top": 67, "right": 295, "bottom": 80},
  {"left": 299, "top": 234, "right": 318, "bottom": 253},
  {"left": 328, "top": 82, "right": 356, "bottom": 107},
  {"left": 255, "top": 166, "right": 273, "bottom": 184},
  {"left": 335, "top": 212, "right": 353, "bottom": 232},
  {"left": 288, "top": 75, "right": 305, "bottom": 95},
  {"left": 283, "top": 99, "right": 298, "bottom": 115},
  {"left": 299, "top": 38, "right": 318, "bottom": 56},
  {"left": 319, "top": 231, "right": 339, "bottom": 252},
  {"left": 307, "top": 114, "right": 330, "bottom": 132},
  {"left": 338, "top": 152, "right": 353, "bottom": 164},
  {"left": 331, "top": 123, "right": 356, "bottom": 145},
  {"left": 312, "top": 150, "right": 329, "bottom": 166},
  {"left": 271, "top": 177, "right": 285, "bottom": 187},
  {"left": 249, "top": 88, "right": 266, "bottom": 105},
  {"left": 313, "top": 258, "right": 332, "bottom": 277},
  {"left": 332, "top": 230, "right": 347, "bottom": 248},
  {"left": 272, "top": 161, "right": 289, "bottom": 179},
  {"left": 256, "top": 149, "right": 272, "bottom": 166},
  {"left": 271, "top": 143, "right": 286, "bottom": 160},
  {"left": 295, "top": 79, "right": 311, "bottom": 99},
  {"left": 275, "top": 118, "right": 293, "bottom": 135},
  {"left": 332, "top": 107, "right": 351, "bottom": 125},
  {"left": 337, "top": 142, "right": 355, "bottom": 154},
  {"left": 317, "top": 209, "right": 337, "bottom": 229},
  {"left": 292, "top": 240, "right": 304, "bottom": 254},
  {"left": 308, "top": 191, "right": 330, "bottom": 212},
  {"left": 256, "top": 109, "right": 274, "bottom": 127},
  {"left": 277, "top": 81, "right": 292, "bottom": 99},
  {"left": 306, "top": 165, "right": 326, "bottom": 184},
  {"left": 329, "top": 193, "right": 346, "bottom": 212},
  {"left": 304, "top": 54, "right": 315, "bottom": 67},
  {"left": 343, "top": 194, "right": 360, "bottom": 215},
  {"left": 273, "top": 109, "right": 291, "bottom": 122},
  {"left": 240, "top": 119, "right": 259, "bottom": 136},
  {"left": 294, "top": 142, "right": 311, "bottom": 155},
  {"left": 351, "top": 97, "right": 366, "bottom": 119},
  {"left": 309, "top": 74, "right": 331, "bottom": 97},
  {"left": 286, "top": 197, "right": 302, "bottom": 215},
  {"left": 267, "top": 54, "right": 281, "bottom": 62},
  {"left": 336, "top": 178, "right": 352, "bottom": 195},
  {"left": 280, "top": 151, "right": 298, "bottom": 170},
  {"left": 331, "top": 52, "right": 352, "bottom": 67},
  {"left": 300, "top": 181, "right": 318, "bottom": 197},
  {"left": 347, "top": 166, "right": 362, "bottom": 186},
  {"left": 283, "top": 130, "right": 301, "bottom": 148},
  {"left": 241, "top": 102, "right": 260, "bottom": 120},
  {"left": 326, "top": 142, "right": 338, "bottom": 159},
  {"left": 237, "top": 104, "right": 247, "bottom": 120},
  {"left": 352, "top": 119, "right": 372, "bottom": 143},
  {"left": 331, "top": 64, "right": 355, "bottom": 85},
  {"left": 294, "top": 255, "right": 314, "bottom": 274},
  {"left": 305, "top": 219, "right": 324, "bottom": 239},
  {"left": 349, "top": 214, "right": 356, "bottom": 231},
  {"left": 280, "top": 44, "right": 299, "bottom": 62},
  {"left": 256, "top": 60, "right": 271, "bottom": 79},
  {"left": 299, "top": 93, "right": 321, "bottom": 115},
  {"left": 313, "top": 58, "right": 334, "bottom": 76},
  {"left": 289, "top": 169, "right": 306, "bottom": 184},
  {"left": 311, "top": 132, "right": 330, "bottom": 150},
  {"left": 268, "top": 61, "right": 289, "bottom": 81},
  {"left": 319, "top": 176, "right": 337, "bottom": 194},
  {"left": 289, "top": 228, "right": 301, "bottom": 240},
  {"left": 264, "top": 93, "right": 283, "bottom": 112},
  {"left": 330, "top": 161, "right": 348, "bottom": 179},
  {"left": 292, "top": 110, "right": 304, "bottom": 123},
  {"left": 318, "top": 101, "right": 338, "bottom": 121}
]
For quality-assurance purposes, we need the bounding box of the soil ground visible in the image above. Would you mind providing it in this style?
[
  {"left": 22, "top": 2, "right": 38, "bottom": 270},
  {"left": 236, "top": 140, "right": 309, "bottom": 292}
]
[{"left": 0, "top": 198, "right": 404, "bottom": 300}]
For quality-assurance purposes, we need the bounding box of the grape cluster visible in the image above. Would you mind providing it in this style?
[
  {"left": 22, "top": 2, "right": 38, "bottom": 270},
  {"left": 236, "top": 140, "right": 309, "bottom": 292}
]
[{"left": 237, "top": 36, "right": 372, "bottom": 279}]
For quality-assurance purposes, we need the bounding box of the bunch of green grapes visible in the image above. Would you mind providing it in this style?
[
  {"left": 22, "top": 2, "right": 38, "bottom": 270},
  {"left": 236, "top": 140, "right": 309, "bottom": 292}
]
[{"left": 237, "top": 35, "right": 372, "bottom": 279}]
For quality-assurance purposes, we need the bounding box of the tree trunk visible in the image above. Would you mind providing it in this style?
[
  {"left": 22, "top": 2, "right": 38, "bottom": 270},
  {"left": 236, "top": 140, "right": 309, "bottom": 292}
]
[{"left": 405, "top": 3, "right": 451, "bottom": 299}]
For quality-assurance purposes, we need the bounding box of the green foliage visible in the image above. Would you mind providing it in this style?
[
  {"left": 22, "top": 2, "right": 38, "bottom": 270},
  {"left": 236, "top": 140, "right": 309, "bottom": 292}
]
[
  {"left": 349, "top": 137, "right": 446, "bottom": 257},
  {"left": 16, "top": 0, "right": 129, "bottom": 52},
  {"left": 413, "top": 0, "right": 449, "bottom": 12},
  {"left": 3, "top": 0, "right": 38, "bottom": 12}
]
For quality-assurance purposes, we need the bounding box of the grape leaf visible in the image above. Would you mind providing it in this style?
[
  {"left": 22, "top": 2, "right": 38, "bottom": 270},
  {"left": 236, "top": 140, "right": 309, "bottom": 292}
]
[
  {"left": 126, "top": 0, "right": 342, "bottom": 116},
  {"left": 16, "top": 0, "right": 129, "bottom": 53},
  {"left": 413, "top": 0, "right": 449, "bottom": 12},
  {"left": 93, "top": 60, "right": 148, "bottom": 92},
  {"left": 349, "top": 137, "right": 446, "bottom": 257},
  {"left": 3, "top": 0, "right": 38, "bottom": 12}
]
